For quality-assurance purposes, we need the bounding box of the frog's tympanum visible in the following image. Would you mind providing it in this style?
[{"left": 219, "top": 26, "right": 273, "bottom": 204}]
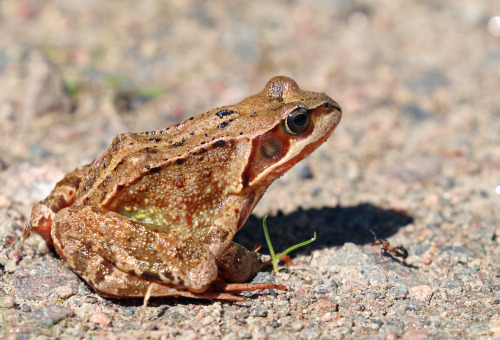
[{"left": 28, "top": 76, "right": 342, "bottom": 301}]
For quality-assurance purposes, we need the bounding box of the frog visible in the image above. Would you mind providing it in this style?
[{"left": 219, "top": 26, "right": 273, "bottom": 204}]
[{"left": 27, "top": 76, "right": 342, "bottom": 301}]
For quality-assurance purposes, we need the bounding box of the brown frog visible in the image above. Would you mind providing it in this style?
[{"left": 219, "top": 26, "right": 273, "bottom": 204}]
[{"left": 27, "top": 76, "right": 342, "bottom": 301}]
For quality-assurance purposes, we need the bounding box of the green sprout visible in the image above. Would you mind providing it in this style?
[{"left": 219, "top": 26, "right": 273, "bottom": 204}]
[
  {"left": 63, "top": 79, "right": 80, "bottom": 98},
  {"left": 105, "top": 74, "right": 127, "bottom": 89},
  {"left": 262, "top": 215, "right": 317, "bottom": 272},
  {"left": 136, "top": 86, "right": 165, "bottom": 100}
]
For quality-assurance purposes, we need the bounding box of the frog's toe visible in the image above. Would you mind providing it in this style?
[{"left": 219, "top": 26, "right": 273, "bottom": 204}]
[{"left": 184, "top": 253, "right": 218, "bottom": 293}]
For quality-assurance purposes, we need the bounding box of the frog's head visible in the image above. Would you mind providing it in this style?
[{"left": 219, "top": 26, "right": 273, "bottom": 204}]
[{"left": 240, "top": 76, "right": 342, "bottom": 188}]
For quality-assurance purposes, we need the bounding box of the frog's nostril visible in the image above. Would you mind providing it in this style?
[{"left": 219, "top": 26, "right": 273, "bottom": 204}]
[{"left": 327, "top": 101, "right": 341, "bottom": 113}]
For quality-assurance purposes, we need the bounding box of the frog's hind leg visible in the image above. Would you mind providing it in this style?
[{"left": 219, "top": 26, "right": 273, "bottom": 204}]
[
  {"left": 51, "top": 205, "right": 219, "bottom": 297},
  {"left": 54, "top": 232, "right": 245, "bottom": 300},
  {"left": 25, "top": 166, "right": 89, "bottom": 247},
  {"left": 51, "top": 230, "right": 281, "bottom": 301}
]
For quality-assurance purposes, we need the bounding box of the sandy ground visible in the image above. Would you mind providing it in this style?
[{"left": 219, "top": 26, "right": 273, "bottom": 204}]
[{"left": 0, "top": 0, "right": 499, "bottom": 338}]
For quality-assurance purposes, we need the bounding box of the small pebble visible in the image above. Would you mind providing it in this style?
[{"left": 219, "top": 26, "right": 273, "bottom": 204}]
[
  {"left": 252, "top": 271, "right": 276, "bottom": 284},
  {"left": 195, "top": 312, "right": 204, "bottom": 322},
  {"left": 4, "top": 261, "right": 16, "bottom": 273},
  {"left": 386, "top": 331, "right": 399, "bottom": 340},
  {"left": 8, "top": 250, "right": 21, "bottom": 263},
  {"left": 296, "top": 164, "right": 313, "bottom": 179},
  {"left": 53, "top": 286, "right": 75, "bottom": 299},
  {"left": 85, "top": 296, "right": 98, "bottom": 304},
  {"left": 36, "top": 242, "right": 50, "bottom": 255},
  {"left": 314, "top": 298, "right": 338, "bottom": 311},
  {"left": 390, "top": 286, "right": 408, "bottom": 299},
  {"left": 313, "top": 285, "right": 327, "bottom": 294},
  {"left": 490, "top": 285, "right": 500, "bottom": 292},
  {"left": 278, "top": 307, "right": 290, "bottom": 317},
  {"left": 402, "top": 104, "right": 431, "bottom": 121},
  {"left": 89, "top": 312, "right": 112, "bottom": 326},
  {"left": 310, "top": 187, "right": 322, "bottom": 197},
  {"left": 488, "top": 16, "right": 500, "bottom": 36},
  {"left": 409, "top": 285, "right": 433, "bottom": 300},
  {"left": 328, "top": 279, "right": 339, "bottom": 291},
  {"left": 28, "top": 305, "right": 74, "bottom": 326},
  {"left": 0, "top": 195, "right": 10, "bottom": 208},
  {"left": 405, "top": 301, "right": 422, "bottom": 312},
  {"left": 252, "top": 307, "right": 268, "bottom": 317},
  {"left": 322, "top": 312, "right": 340, "bottom": 322},
  {"left": 371, "top": 319, "right": 383, "bottom": 330},
  {"left": 2, "top": 296, "right": 15, "bottom": 308},
  {"left": 421, "top": 256, "right": 432, "bottom": 265},
  {"left": 237, "top": 330, "right": 252, "bottom": 339},
  {"left": 403, "top": 329, "right": 430, "bottom": 340},
  {"left": 441, "top": 279, "right": 463, "bottom": 290},
  {"left": 122, "top": 307, "right": 134, "bottom": 317}
]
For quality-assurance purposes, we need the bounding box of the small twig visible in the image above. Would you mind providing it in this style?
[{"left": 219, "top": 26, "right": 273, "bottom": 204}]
[{"left": 139, "top": 284, "right": 154, "bottom": 325}]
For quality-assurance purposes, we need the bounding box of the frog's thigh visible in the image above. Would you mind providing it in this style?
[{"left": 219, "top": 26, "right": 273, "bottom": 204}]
[
  {"left": 52, "top": 206, "right": 217, "bottom": 294},
  {"left": 56, "top": 237, "right": 166, "bottom": 298},
  {"left": 29, "top": 166, "right": 89, "bottom": 245}
]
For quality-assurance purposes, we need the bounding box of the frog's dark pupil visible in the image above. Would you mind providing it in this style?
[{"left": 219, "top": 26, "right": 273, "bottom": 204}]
[{"left": 293, "top": 113, "right": 307, "bottom": 127}]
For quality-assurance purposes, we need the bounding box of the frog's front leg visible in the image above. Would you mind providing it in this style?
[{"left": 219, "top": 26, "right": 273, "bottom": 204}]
[
  {"left": 52, "top": 206, "right": 218, "bottom": 296},
  {"left": 205, "top": 196, "right": 267, "bottom": 282},
  {"left": 28, "top": 166, "right": 89, "bottom": 246}
]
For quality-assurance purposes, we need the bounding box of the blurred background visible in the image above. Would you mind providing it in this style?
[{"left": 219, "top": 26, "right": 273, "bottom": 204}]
[
  {"left": 1, "top": 1, "right": 499, "bottom": 338},
  {"left": 1, "top": 0, "right": 499, "bottom": 248},
  {"left": 1, "top": 0, "right": 498, "bottom": 212}
]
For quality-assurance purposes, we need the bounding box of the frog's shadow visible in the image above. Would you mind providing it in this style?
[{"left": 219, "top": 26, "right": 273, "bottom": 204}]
[{"left": 235, "top": 203, "right": 414, "bottom": 255}]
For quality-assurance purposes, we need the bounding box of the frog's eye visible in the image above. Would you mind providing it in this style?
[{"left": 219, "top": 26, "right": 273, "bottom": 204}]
[{"left": 282, "top": 107, "right": 310, "bottom": 135}]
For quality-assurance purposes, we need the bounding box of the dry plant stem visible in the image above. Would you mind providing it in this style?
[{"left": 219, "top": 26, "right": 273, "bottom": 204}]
[{"left": 139, "top": 284, "right": 154, "bottom": 324}]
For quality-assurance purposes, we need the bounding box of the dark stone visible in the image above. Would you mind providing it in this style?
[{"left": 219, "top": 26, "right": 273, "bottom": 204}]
[
  {"left": 296, "top": 164, "right": 314, "bottom": 180},
  {"left": 13, "top": 262, "right": 80, "bottom": 300},
  {"left": 405, "top": 301, "right": 422, "bottom": 311},
  {"left": 27, "top": 305, "right": 74, "bottom": 326},
  {"left": 407, "top": 69, "right": 450, "bottom": 92},
  {"left": 402, "top": 104, "right": 431, "bottom": 121},
  {"left": 251, "top": 307, "right": 268, "bottom": 317}
]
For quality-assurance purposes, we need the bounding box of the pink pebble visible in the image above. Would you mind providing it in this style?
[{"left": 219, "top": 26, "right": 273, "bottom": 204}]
[
  {"left": 89, "top": 312, "right": 112, "bottom": 326},
  {"left": 409, "top": 285, "right": 433, "bottom": 300}
]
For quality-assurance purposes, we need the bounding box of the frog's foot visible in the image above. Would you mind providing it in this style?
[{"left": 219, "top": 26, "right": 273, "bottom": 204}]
[
  {"left": 147, "top": 282, "right": 286, "bottom": 301},
  {"left": 28, "top": 166, "right": 89, "bottom": 246},
  {"left": 215, "top": 242, "right": 269, "bottom": 282},
  {"left": 58, "top": 246, "right": 283, "bottom": 301},
  {"left": 90, "top": 268, "right": 251, "bottom": 301},
  {"left": 211, "top": 282, "right": 286, "bottom": 294}
]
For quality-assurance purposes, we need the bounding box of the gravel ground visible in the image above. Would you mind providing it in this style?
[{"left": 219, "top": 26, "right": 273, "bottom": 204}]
[{"left": 1, "top": 0, "right": 499, "bottom": 339}]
